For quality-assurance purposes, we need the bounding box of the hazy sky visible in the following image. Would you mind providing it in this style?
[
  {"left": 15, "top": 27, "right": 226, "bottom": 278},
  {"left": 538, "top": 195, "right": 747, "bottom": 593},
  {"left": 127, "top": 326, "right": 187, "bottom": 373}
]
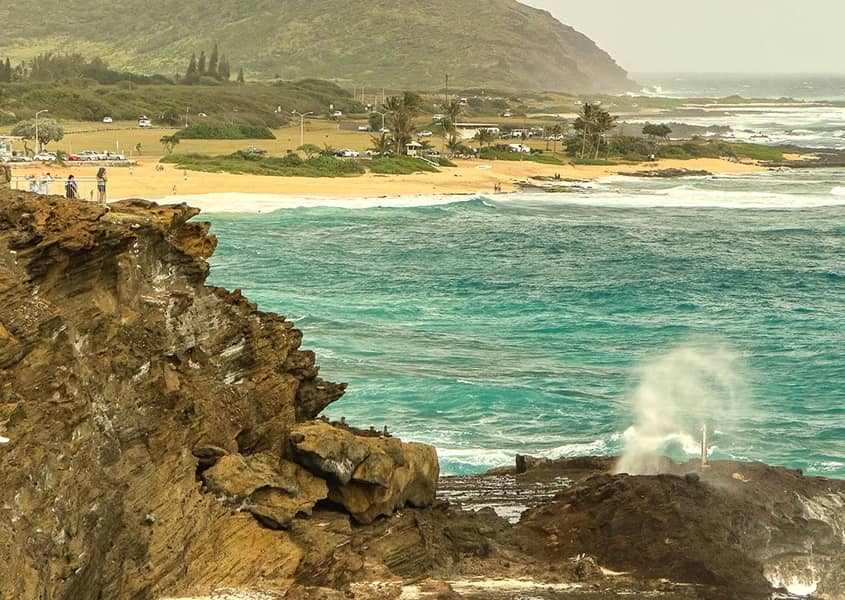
[{"left": 521, "top": 0, "right": 845, "bottom": 74}]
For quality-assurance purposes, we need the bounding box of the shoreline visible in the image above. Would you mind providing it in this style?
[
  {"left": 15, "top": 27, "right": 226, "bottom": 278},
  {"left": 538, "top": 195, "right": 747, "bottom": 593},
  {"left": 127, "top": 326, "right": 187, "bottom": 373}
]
[{"left": 10, "top": 156, "right": 765, "bottom": 203}]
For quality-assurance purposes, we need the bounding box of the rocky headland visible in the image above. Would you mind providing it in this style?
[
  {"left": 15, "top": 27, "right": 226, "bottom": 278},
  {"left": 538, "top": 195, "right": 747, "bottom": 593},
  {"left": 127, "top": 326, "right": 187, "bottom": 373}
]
[{"left": 1, "top": 189, "right": 843, "bottom": 600}]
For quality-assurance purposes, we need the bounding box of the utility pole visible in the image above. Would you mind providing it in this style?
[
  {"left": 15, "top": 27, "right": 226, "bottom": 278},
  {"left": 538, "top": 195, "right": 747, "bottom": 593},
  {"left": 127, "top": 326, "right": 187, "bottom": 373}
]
[
  {"left": 291, "top": 110, "right": 314, "bottom": 147},
  {"left": 444, "top": 73, "right": 449, "bottom": 107}
]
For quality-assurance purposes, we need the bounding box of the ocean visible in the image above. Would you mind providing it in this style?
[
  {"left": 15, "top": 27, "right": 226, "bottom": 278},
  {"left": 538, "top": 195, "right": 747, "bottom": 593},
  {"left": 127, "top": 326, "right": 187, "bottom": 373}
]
[{"left": 202, "top": 89, "right": 845, "bottom": 479}]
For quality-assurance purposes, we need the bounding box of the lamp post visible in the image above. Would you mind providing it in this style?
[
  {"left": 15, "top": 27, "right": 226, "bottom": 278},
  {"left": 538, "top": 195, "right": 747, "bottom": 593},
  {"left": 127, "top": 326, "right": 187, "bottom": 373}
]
[
  {"left": 35, "top": 109, "right": 48, "bottom": 154},
  {"left": 372, "top": 111, "right": 387, "bottom": 131},
  {"left": 291, "top": 110, "right": 314, "bottom": 147}
]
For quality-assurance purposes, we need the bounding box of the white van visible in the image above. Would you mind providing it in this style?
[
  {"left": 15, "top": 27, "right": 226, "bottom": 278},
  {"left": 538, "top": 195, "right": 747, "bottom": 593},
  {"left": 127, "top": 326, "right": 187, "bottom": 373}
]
[{"left": 138, "top": 116, "right": 152, "bottom": 128}]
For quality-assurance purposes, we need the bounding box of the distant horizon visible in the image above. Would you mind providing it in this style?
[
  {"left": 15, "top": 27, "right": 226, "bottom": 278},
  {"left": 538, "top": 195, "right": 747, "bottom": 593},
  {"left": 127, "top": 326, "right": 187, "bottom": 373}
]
[
  {"left": 520, "top": 0, "right": 845, "bottom": 75},
  {"left": 632, "top": 72, "right": 845, "bottom": 77}
]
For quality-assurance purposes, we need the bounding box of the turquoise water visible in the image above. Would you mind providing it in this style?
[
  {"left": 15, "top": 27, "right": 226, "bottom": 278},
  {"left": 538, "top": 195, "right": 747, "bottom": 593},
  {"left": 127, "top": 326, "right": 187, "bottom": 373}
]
[{"left": 204, "top": 170, "right": 845, "bottom": 478}]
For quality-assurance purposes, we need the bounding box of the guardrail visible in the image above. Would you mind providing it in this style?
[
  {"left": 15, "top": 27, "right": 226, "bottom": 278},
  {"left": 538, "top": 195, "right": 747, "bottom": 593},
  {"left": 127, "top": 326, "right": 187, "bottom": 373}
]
[{"left": 10, "top": 175, "right": 104, "bottom": 200}]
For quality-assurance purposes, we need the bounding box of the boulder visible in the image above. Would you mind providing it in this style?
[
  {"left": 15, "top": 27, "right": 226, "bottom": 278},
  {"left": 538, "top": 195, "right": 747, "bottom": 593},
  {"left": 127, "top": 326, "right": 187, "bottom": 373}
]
[
  {"left": 202, "top": 452, "right": 328, "bottom": 529},
  {"left": 289, "top": 421, "right": 439, "bottom": 524}
]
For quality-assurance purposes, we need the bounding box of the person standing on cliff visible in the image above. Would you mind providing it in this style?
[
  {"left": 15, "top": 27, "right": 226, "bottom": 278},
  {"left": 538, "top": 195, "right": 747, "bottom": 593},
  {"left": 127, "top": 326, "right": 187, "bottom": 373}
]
[
  {"left": 64, "top": 174, "right": 78, "bottom": 199},
  {"left": 96, "top": 167, "right": 107, "bottom": 205}
]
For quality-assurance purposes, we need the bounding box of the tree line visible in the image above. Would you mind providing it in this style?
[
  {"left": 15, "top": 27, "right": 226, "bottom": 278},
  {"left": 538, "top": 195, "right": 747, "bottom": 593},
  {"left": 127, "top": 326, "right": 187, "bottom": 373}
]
[
  {"left": 0, "top": 45, "right": 243, "bottom": 86},
  {"left": 183, "top": 44, "right": 243, "bottom": 84},
  {"left": 0, "top": 53, "right": 173, "bottom": 85}
]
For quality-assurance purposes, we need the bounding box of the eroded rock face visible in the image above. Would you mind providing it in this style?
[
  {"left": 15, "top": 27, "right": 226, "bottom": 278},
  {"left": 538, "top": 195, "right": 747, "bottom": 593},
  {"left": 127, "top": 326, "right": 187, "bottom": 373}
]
[
  {"left": 0, "top": 191, "right": 434, "bottom": 599},
  {"left": 289, "top": 420, "right": 439, "bottom": 524}
]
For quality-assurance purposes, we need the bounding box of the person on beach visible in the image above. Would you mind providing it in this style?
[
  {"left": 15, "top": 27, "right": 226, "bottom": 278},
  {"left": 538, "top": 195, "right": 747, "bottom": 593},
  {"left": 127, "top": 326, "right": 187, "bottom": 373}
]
[
  {"left": 28, "top": 175, "right": 39, "bottom": 194},
  {"left": 96, "top": 167, "right": 107, "bottom": 204},
  {"left": 64, "top": 174, "right": 78, "bottom": 199},
  {"left": 40, "top": 172, "right": 52, "bottom": 195}
]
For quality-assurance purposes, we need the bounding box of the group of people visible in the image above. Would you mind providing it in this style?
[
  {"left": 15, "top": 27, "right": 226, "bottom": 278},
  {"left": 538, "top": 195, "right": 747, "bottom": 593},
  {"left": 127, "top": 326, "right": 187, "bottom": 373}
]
[
  {"left": 58, "top": 168, "right": 108, "bottom": 205},
  {"left": 26, "top": 172, "right": 54, "bottom": 195}
]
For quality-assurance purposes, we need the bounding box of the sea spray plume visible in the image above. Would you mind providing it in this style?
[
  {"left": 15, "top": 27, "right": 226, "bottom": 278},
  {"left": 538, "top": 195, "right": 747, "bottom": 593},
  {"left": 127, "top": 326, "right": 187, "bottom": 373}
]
[{"left": 615, "top": 343, "right": 750, "bottom": 475}]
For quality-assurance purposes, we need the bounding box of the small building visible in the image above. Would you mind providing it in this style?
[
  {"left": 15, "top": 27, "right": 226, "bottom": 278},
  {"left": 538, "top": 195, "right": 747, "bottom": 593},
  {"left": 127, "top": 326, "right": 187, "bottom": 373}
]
[
  {"left": 405, "top": 141, "right": 423, "bottom": 157},
  {"left": 454, "top": 123, "right": 501, "bottom": 141}
]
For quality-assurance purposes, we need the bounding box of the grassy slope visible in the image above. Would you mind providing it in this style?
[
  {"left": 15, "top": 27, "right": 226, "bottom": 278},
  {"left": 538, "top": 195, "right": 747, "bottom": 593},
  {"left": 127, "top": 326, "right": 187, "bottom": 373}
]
[
  {"left": 0, "top": 80, "right": 359, "bottom": 124},
  {"left": 0, "top": 0, "right": 630, "bottom": 92}
]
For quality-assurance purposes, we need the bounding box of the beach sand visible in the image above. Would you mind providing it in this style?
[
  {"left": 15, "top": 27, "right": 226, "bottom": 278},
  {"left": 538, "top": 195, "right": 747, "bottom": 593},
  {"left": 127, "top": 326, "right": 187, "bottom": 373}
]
[{"left": 11, "top": 157, "right": 764, "bottom": 206}]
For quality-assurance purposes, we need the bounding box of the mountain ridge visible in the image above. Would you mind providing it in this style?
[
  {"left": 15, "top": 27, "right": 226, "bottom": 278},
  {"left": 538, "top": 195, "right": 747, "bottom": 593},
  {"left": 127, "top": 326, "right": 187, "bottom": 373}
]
[{"left": 0, "top": 0, "right": 632, "bottom": 92}]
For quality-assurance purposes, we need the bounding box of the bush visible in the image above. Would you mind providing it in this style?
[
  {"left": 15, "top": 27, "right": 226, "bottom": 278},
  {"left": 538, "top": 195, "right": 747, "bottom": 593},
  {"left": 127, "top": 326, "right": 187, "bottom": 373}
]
[
  {"left": 176, "top": 122, "right": 276, "bottom": 140},
  {"left": 161, "top": 152, "right": 365, "bottom": 177},
  {"left": 479, "top": 147, "right": 563, "bottom": 165},
  {"left": 369, "top": 156, "right": 439, "bottom": 174}
]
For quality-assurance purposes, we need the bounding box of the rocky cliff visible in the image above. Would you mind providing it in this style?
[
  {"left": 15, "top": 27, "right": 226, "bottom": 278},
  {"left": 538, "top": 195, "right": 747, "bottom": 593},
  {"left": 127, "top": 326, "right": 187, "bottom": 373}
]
[
  {"left": 1, "top": 188, "right": 843, "bottom": 600},
  {"left": 0, "top": 190, "right": 438, "bottom": 599}
]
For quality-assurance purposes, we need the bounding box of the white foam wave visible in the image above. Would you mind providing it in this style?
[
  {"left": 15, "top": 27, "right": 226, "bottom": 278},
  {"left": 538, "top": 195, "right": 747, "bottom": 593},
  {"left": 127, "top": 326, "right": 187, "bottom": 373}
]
[
  {"left": 151, "top": 192, "right": 477, "bottom": 213},
  {"left": 436, "top": 436, "right": 617, "bottom": 473},
  {"left": 832, "top": 187, "right": 845, "bottom": 196},
  {"left": 495, "top": 188, "right": 845, "bottom": 210}
]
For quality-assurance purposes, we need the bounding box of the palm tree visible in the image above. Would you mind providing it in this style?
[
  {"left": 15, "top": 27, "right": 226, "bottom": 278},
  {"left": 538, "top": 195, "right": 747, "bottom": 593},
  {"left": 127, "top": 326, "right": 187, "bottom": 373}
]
[
  {"left": 446, "top": 134, "right": 464, "bottom": 156},
  {"left": 159, "top": 134, "right": 180, "bottom": 155},
  {"left": 592, "top": 110, "right": 618, "bottom": 159},
  {"left": 369, "top": 132, "right": 394, "bottom": 156},
  {"left": 549, "top": 123, "right": 564, "bottom": 154},
  {"left": 474, "top": 128, "right": 496, "bottom": 150},
  {"left": 384, "top": 92, "right": 423, "bottom": 155},
  {"left": 573, "top": 103, "right": 598, "bottom": 159}
]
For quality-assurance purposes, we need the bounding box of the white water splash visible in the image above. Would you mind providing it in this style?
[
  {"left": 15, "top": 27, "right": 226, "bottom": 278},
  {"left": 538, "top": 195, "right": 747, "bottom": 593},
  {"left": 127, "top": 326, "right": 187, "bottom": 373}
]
[{"left": 615, "top": 343, "right": 749, "bottom": 475}]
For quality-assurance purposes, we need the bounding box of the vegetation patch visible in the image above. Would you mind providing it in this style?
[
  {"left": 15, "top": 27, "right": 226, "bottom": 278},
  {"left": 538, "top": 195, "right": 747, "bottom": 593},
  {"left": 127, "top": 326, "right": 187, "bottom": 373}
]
[
  {"left": 369, "top": 156, "right": 439, "bottom": 174},
  {"left": 175, "top": 123, "right": 275, "bottom": 140},
  {"left": 479, "top": 147, "right": 563, "bottom": 165},
  {"left": 161, "top": 152, "right": 365, "bottom": 177}
]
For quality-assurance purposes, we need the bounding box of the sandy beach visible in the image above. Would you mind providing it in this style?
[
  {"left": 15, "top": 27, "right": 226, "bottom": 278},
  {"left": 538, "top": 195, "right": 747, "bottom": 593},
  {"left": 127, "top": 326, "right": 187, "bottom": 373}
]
[{"left": 10, "top": 157, "right": 765, "bottom": 206}]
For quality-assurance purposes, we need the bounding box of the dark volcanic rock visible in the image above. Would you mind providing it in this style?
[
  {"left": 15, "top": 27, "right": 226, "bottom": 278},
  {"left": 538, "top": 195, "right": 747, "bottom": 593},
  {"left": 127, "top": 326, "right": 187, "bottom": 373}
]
[{"left": 516, "top": 459, "right": 845, "bottom": 597}]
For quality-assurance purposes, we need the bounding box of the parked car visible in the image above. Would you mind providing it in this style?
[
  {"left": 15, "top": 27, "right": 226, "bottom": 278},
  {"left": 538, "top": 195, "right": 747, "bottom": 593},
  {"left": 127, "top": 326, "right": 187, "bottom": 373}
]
[
  {"left": 336, "top": 149, "right": 359, "bottom": 158},
  {"left": 379, "top": 127, "right": 390, "bottom": 134},
  {"left": 357, "top": 125, "right": 371, "bottom": 132},
  {"left": 243, "top": 146, "right": 267, "bottom": 155},
  {"left": 331, "top": 110, "right": 343, "bottom": 118},
  {"left": 138, "top": 116, "right": 152, "bottom": 128},
  {"left": 508, "top": 143, "right": 532, "bottom": 154},
  {"left": 102, "top": 116, "right": 113, "bottom": 124},
  {"left": 33, "top": 152, "right": 57, "bottom": 161},
  {"left": 418, "top": 130, "right": 433, "bottom": 138},
  {"left": 105, "top": 152, "right": 127, "bottom": 161}
]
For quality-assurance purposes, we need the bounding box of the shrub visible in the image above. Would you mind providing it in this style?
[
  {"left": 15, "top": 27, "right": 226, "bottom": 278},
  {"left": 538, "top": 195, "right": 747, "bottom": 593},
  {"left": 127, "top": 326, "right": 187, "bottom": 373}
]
[
  {"left": 175, "top": 122, "right": 276, "bottom": 140},
  {"left": 369, "top": 156, "right": 439, "bottom": 174},
  {"left": 161, "top": 152, "right": 364, "bottom": 177}
]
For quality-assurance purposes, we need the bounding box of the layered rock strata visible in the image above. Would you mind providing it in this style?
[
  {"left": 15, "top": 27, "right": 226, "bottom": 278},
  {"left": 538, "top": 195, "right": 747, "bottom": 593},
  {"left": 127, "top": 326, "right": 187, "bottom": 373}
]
[
  {"left": 1, "top": 189, "right": 843, "bottom": 600},
  {"left": 0, "top": 191, "right": 437, "bottom": 599}
]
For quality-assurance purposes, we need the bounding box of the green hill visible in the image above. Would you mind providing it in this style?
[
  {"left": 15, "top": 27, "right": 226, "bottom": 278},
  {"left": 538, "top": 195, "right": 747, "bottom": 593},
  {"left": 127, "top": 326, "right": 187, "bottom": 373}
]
[{"left": 0, "top": 0, "right": 631, "bottom": 92}]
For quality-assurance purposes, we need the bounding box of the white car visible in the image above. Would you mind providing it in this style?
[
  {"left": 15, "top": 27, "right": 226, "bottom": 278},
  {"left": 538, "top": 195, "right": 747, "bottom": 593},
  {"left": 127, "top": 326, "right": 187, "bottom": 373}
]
[
  {"left": 379, "top": 127, "right": 390, "bottom": 134},
  {"left": 102, "top": 116, "right": 113, "bottom": 124},
  {"left": 357, "top": 125, "right": 370, "bottom": 132},
  {"left": 331, "top": 111, "right": 343, "bottom": 118},
  {"left": 33, "top": 153, "right": 56, "bottom": 161},
  {"left": 418, "top": 130, "right": 433, "bottom": 138},
  {"left": 338, "top": 149, "right": 360, "bottom": 158}
]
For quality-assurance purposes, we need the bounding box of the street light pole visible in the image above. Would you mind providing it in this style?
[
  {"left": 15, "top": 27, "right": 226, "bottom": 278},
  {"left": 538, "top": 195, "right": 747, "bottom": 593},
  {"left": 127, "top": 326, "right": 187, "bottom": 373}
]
[
  {"left": 35, "top": 109, "right": 48, "bottom": 154},
  {"left": 291, "top": 110, "right": 314, "bottom": 147},
  {"left": 373, "top": 111, "right": 386, "bottom": 131}
]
